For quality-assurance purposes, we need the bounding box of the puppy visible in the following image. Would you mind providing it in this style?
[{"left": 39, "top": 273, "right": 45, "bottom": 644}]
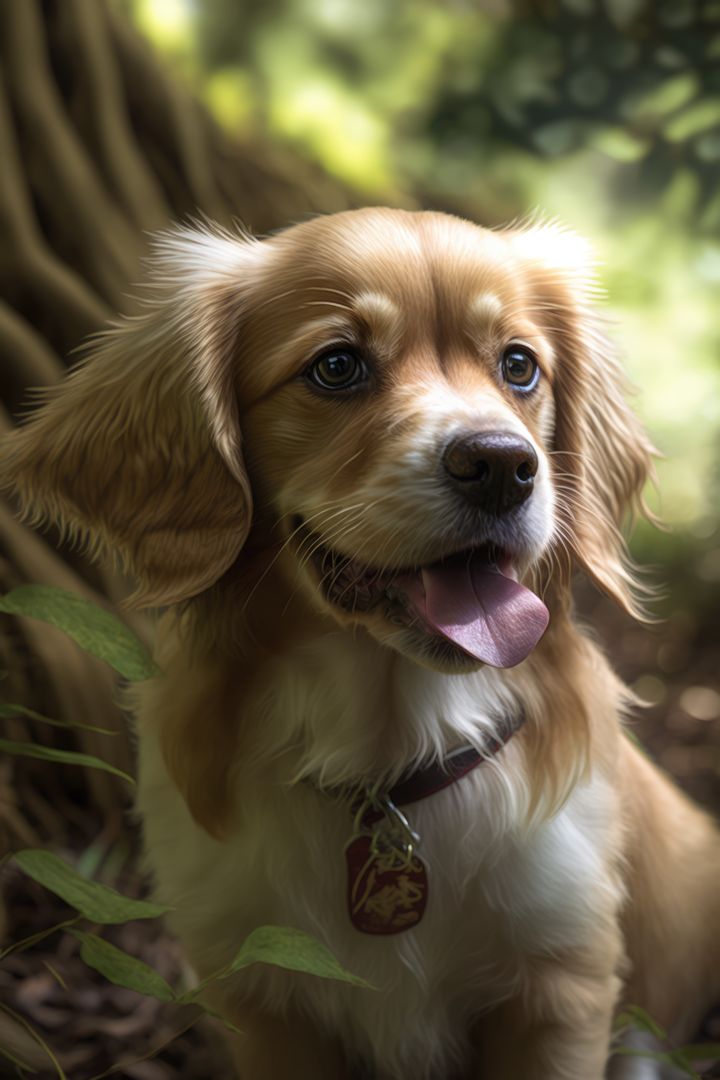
[{"left": 2, "top": 209, "right": 719, "bottom": 1080}]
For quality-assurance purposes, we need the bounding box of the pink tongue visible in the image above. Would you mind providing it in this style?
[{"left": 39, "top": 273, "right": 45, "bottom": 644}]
[{"left": 399, "top": 554, "right": 549, "bottom": 668}]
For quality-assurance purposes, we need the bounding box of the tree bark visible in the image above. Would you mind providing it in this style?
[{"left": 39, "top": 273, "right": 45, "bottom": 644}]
[{"left": 0, "top": 0, "right": 355, "bottom": 842}]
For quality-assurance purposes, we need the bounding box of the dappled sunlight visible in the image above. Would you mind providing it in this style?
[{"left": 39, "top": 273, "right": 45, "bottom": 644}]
[
  {"left": 130, "top": 0, "right": 193, "bottom": 57},
  {"left": 263, "top": 69, "right": 391, "bottom": 190},
  {"left": 125, "top": 0, "right": 720, "bottom": 536}
]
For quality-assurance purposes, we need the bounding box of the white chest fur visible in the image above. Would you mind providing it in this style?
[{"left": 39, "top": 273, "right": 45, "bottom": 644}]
[{"left": 137, "top": 633, "right": 621, "bottom": 1080}]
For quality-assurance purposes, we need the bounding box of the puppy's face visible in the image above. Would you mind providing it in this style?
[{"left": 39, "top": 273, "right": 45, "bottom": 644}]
[
  {"left": 238, "top": 212, "right": 559, "bottom": 671},
  {"left": 0, "top": 208, "right": 654, "bottom": 673}
]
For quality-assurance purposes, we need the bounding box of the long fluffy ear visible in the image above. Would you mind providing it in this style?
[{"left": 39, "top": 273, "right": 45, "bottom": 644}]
[
  {"left": 0, "top": 224, "right": 265, "bottom": 607},
  {"left": 510, "top": 222, "right": 657, "bottom": 616}
]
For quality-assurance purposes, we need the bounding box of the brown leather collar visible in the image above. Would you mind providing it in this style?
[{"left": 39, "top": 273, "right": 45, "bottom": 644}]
[
  {"left": 382, "top": 711, "right": 525, "bottom": 809},
  {"left": 317, "top": 710, "right": 526, "bottom": 815}
]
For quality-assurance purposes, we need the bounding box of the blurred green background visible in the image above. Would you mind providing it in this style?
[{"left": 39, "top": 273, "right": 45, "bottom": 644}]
[
  {"left": 126, "top": 0, "right": 720, "bottom": 534},
  {"left": 121, "top": 0, "right": 720, "bottom": 802}
]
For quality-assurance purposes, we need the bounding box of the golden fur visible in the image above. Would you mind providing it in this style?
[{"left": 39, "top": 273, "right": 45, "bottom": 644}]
[{"left": 2, "top": 208, "right": 718, "bottom": 1079}]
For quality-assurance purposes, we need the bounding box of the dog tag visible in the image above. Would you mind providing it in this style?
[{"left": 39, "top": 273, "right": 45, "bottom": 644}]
[{"left": 346, "top": 835, "right": 428, "bottom": 935}]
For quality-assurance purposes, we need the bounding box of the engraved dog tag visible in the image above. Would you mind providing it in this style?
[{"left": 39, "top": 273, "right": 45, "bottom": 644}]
[{"left": 346, "top": 835, "right": 428, "bottom": 935}]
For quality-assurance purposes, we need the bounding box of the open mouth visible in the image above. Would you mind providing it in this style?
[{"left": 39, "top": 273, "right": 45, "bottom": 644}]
[{"left": 298, "top": 523, "right": 549, "bottom": 669}]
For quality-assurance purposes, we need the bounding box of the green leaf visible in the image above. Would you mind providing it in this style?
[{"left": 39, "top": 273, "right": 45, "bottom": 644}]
[
  {"left": 591, "top": 126, "right": 650, "bottom": 163},
  {"left": 613, "top": 1046, "right": 695, "bottom": 1074},
  {"left": 673, "top": 1043, "right": 720, "bottom": 1061},
  {"left": 624, "top": 74, "right": 698, "bottom": 120},
  {"left": 0, "top": 1003, "right": 66, "bottom": 1079},
  {"left": 223, "top": 926, "right": 373, "bottom": 988},
  {"left": 668, "top": 1050, "right": 701, "bottom": 1079},
  {"left": 194, "top": 1003, "right": 245, "bottom": 1038},
  {"left": 665, "top": 98, "right": 720, "bottom": 142},
  {"left": 615, "top": 1004, "right": 667, "bottom": 1039},
  {"left": 0, "top": 738, "right": 133, "bottom": 784},
  {"left": 0, "top": 1039, "right": 40, "bottom": 1074},
  {"left": 13, "top": 850, "right": 168, "bottom": 923},
  {"left": 0, "top": 586, "right": 157, "bottom": 682},
  {"left": 83, "top": 1016, "right": 203, "bottom": 1080},
  {"left": 0, "top": 701, "right": 118, "bottom": 736},
  {"left": 0, "top": 916, "right": 80, "bottom": 960},
  {"left": 69, "top": 931, "right": 175, "bottom": 1002}
]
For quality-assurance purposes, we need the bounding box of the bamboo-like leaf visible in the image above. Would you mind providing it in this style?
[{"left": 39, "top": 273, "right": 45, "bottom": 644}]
[
  {"left": 70, "top": 931, "right": 175, "bottom": 1002},
  {"left": 13, "top": 850, "right": 168, "bottom": 923},
  {"left": 614, "top": 1004, "right": 666, "bottom": 1039},
  {"left": 0, "top": 738, "right": 133, "bottom": 784},
  {"left": 668, "top": 1052, "right": 701, "bottom": 1080},
  {"left": 0, "top": 586, "right": 157, "bottom": 681},
  {"left": 222, "top": 926, "right": 372, "bottom": 988},
  {"left": 0, "top": 1003, "right": 66, "bottom": 1079},
  {"left": 42, "top": 961, "right": 68, "bottom": 991},
  {"left": 0, "top": 917, "right": 80, "bottom": 961},
  {"left": 0, "top": 701, "right": 118, "bottom": 736},
  {"left": 672, "top": 1043, "right": 720, "bottom": 1061},
  {"left": 613, "top": 1046, "right": 699, "bottom": 1079},
  {"left": 86, "top": 1016, "right": 202, "bottom": 1080},
  {"left": 194, "top": 1003, "right": 245, "bottom": 1038},
  {"left": 0, "top": 1039, "right": 40, "bottom": 1074}
]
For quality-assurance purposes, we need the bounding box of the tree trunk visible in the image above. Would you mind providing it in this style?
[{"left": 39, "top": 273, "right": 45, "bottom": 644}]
[{"left": 0, "top": 0, "right": 355, "bottom": 847}]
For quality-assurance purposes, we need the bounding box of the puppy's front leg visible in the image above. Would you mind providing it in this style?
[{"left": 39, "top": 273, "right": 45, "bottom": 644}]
[{"left": 472, "top": 966, "right": 621, "bottom": 1080}]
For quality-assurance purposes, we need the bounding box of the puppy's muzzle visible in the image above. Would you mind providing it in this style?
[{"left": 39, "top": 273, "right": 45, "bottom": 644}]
[{"left": 442, "top": 431, "right": 537, "bottom": 514}]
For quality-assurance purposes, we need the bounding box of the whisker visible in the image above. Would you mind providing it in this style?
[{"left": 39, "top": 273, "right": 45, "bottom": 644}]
[{"left": 241, "top": 503, "right": 367, "bottom": 615}]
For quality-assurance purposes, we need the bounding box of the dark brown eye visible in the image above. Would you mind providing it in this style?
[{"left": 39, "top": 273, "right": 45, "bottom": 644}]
[
  {"left": 307, "top": 348, "right": 368, "bottom": 391},
  {"left": 501, "top": 346, "right": 539, "bottom": 392}
]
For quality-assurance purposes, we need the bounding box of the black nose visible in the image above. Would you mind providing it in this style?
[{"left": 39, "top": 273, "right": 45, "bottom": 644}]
[{"left": 442, "top": 431, "right": 538, "bottom": 514}]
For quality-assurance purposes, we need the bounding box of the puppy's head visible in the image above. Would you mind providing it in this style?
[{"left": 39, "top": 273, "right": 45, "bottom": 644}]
[{"left": 0, "top": 210, "right": 654, "bottom": 675}]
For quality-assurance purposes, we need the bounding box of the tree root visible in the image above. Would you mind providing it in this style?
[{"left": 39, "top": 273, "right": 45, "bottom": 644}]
[
  {"left": 0, "top": 0, "right": 350, "bottom": 824},
  {"left": 50, "top": 0, "right": 169, "bottom": 233},
  {"left": 0, "top": 303, "right": 63, "bottom": 416},
  {"left": 0, "top": 0, "right": 142, "bottom": 304},
  {"left": 107, "top": 4, "right": 229, "bottom": 221}
]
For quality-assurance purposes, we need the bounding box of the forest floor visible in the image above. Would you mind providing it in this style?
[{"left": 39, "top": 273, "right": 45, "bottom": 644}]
[{"left": 2, "top": 564, "right": 719, "bottom": 1079}]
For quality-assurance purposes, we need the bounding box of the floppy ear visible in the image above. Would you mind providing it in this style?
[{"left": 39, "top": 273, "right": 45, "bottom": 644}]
[
  {"left": 0, "top": 224, "right": 264, "bottom": 607},
  {"left": 510, "top": 222, "right": 657, "bottom": 616}
]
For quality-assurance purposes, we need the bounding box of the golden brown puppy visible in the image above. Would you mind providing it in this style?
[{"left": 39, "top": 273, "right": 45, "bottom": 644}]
[{"left": 2, "top": 209, "right": 719, "bottom": 1080}]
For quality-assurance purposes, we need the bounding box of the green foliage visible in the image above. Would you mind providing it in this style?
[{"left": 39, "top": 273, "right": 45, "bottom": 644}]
[
  {"left": 0, "top": 1002, "right": 67, "bottom": 1079},
  {"left": 0, "top": 586, "right": 157, "bottom": 682},
  {"left": 68, "top": 923, "right": 372, "bottom": 1010},
  {"left": 615, "top": 1003, "right": 668, "bottom": 1039},
  {"left": 0, "top": 701, "right": 117, "bottom": 736},
  {"left": 13, "top": 850, "right": 169, "bottom": 923},
  {"left": 69, "top": 931, "right": 176, "bottom": 1002},
  {"left": 130, "top": 0, "right": 720, "bottom": 221},
  {"left": 216, "top": 925, "right": 373, "bottom": 989},
  {"left": 674, "top": 1043, "right": 720, "bottom": 1061},
  {"left": 613, "top": 1004, "right": 720, "bottom": 1078},
  {"left": 2, "top": 582, "right": 372, "bottom": 1070},
  {"left": 128, "top": 0, "right": 720, "bottom": 531},
  {"left": 426, "top": 3, "right": 720, "bottom": 215},
  {"left": 11, "top": 849, "right": 371, "bottom": 1048},
  {"left": 0, "top": 737, "right": 133, "bottom": 784}
]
